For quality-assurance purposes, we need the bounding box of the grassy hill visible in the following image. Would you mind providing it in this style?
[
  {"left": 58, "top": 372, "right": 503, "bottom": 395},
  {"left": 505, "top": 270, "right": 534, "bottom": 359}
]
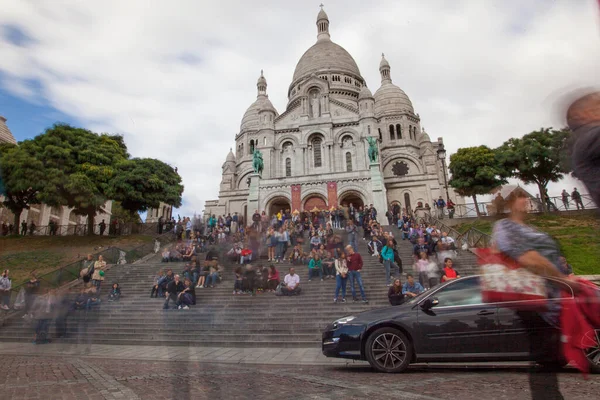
[
  {"left": 0, "top": 234, "right": 155, "bottom": 285},
  {"left": 452, "top": 213, "right": 599, "bottom": 275}
]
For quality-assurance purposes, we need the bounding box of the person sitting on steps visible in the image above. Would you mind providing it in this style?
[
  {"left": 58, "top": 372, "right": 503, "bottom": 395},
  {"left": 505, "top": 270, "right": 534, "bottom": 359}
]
[
  {"left": 176, "top": 278, "right": 196, "bottom": 310},
  {"left": 308, "top": 254, "right": 323, "bottom": 282},
  {"left": 402, "top": 274, "right": 424, "bottom": 298},
  {"left": 107, "top": 283, "right": 121, "bottom": 302},
  {"left": 164, "top": 274, "right": 184, "bottom": 310},
  {"left": 280, "top": 267, "right": 301, "bottom": 296}
]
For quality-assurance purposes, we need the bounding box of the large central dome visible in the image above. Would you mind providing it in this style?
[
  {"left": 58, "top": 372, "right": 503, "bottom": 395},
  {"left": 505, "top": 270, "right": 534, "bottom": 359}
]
[
  {"left": 292, "top": 40, "right": 362, "bottom": 83},
  {"left": 290, "top": 6, "right": 362, "bottom": 85}
]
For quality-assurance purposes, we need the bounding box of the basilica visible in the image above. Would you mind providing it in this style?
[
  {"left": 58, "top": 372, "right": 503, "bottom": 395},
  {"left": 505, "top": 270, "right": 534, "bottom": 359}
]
[{"left": 203, "top": 7, "right": 457, "bottom": 221}]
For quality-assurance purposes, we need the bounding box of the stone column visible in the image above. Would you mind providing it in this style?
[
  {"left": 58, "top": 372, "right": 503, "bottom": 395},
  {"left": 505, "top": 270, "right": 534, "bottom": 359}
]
[
  {"left": 247, "top": 173, "right": 261, "bottom": 216},
  {"left": 369, "top": 162, "right": 388, "bottom": 221}
]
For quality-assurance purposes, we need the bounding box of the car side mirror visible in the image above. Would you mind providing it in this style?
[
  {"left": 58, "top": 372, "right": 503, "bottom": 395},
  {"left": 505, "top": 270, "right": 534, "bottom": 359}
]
[{"left": 421, "top": 297, "right": 439, "bottom": 311}]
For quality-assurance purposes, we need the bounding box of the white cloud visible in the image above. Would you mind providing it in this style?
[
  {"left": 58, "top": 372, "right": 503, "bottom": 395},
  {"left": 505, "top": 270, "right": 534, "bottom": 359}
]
[{"left": 1, "top": 0, "right": 599, "bottom": 215}]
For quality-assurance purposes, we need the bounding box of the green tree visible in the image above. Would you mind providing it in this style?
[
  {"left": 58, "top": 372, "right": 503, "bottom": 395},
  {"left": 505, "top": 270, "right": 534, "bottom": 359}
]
[
  {"left": 31, "top": 124, "right": 128, "bottom": 235},
  {"left": 448, "top": 146, "right": 509, "bottom": 216},
  {"left": 497, "top": 128, "right": 572, "bottom": 212},
  {"left": 108, "top": 158, "right": 183, "bottom": 217},
  {"left": 0, "top": 142, "right": 47, "bottom": 230}
]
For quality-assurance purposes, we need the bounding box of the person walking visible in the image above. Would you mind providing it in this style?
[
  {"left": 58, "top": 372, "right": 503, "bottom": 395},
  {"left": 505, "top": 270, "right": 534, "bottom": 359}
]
[
  {"left": 0, "top": 270, "right": 11, "bottom": 310},
  {"left": 435, "top": 196, "right": 446, "bottom": 219},
  {"left": 493, "top": 191, "right": 576, "bottom": 400},
  {"left": 381, "top": 239, "right": 400, "bottom": 286},
  {"left": 571, "top": 188, "right": 584, "bottom": 210},
  {"left": 345, "top": 220, "right": 358, "bottom": 252},
  {"left": 345, "top": 245, "right": 368, "bottom": 303},
  {"left": 560, "top": 190, "right": 570, "bottom": 210}
]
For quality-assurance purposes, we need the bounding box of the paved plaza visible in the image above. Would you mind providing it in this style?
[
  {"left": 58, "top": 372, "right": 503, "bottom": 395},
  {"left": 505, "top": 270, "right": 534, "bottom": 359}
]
[{"left": 0, "top": 344, "right": 598, "bottom": 400}]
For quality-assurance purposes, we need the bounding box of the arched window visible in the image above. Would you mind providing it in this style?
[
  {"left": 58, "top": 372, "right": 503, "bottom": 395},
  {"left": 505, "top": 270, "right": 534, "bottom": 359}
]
[
  {"left": 409, "top": 126, "right": 413, "bottom": 140},
  {"left": 367, "top": 125, "right": 371, "bottom": 135},
  {"left": 389, "top": 125, "right": 395, "bottom": 140},
  {"left": 285, "top": 158, "right": 291, "bottom": 177},
  {"left": 396, "top": 124, "right": 402, "bottom": 139},
  {"left": 378, "top": 128, "right": 382, "bottom": 141},
  {"left": 263, "top": 136, "right": 267, "bottom": 145},
  {"left": 345, "top": 152, "right": 352, "bottom": 172},
  {"left": 313, "top": 138, "right": 322, "bottom": 168},
  {"left": 249, "top": 140, "right": 255, "bottom": 154}
]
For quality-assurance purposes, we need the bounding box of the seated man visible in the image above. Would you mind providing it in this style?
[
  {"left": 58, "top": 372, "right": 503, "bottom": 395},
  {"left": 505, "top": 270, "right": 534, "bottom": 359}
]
[
  {"left": 281, "top": 267, "right": 301, "bottom": 296},
  {"left": 413, "top": 237, "right": 430, "bottom": 261},
  {"left": 321, "top": 252, "right": 336, "bottom": 279},
  {"left": 242, "top": 264, "right": 256, "bottom": 294},
  {"left": 240, "top": 248, "right": 252, "bottom": 265},
  {"left": 164, "top": 274, "right": 185, "bottom": 309},
  {"left": 440, "top": 258, "right": 460, "bottom": 282},
  {"left": 161, "top": 248, "right": 170, "bottom": 263},
  {"left": 402, "top": 274, "right": 424, "bottom": 298},
  {"left": 440, "top": 232, "right": 456, "bottom": 250},
  {"left": 289, "top": 244, "right": 304, "bottom": 265}
]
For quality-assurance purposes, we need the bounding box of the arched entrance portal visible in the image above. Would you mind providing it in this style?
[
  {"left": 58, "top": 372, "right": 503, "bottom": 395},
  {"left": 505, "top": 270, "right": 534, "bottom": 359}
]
[
  {"left": 339, "top": 192, "right": 364, "bottom": 209},
  {"left": 303, "top": 195, "right": 327, "bottom": 212},
  {"left": 268, "top": 197, "right": 291, "bottom": 216}
]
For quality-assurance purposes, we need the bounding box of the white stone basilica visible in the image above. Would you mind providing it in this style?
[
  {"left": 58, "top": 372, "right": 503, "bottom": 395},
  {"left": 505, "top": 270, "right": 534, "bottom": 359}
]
[{"left": 204, "top": 7, "right": 457, "bottom": 222}]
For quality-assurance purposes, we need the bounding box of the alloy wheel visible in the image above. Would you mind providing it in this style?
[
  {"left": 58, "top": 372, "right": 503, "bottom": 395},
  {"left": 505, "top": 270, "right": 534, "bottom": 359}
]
[
  {"left": 371, "top": 332, "right": 407, "bottom": 370},
  {"left": 585, "top": 329, "right": 600, "bottom": 369}
]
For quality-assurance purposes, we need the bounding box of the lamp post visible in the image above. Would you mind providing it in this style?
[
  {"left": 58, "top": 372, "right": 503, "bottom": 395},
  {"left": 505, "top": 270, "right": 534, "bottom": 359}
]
[{"left": 437, "top": 142, "right": 450, "bottom": 201}]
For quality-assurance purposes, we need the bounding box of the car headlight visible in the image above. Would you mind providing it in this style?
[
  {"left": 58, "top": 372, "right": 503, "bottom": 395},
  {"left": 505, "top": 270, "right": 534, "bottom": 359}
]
[{"left": 334, "top": 316, "right": 356, "bottom": 325}]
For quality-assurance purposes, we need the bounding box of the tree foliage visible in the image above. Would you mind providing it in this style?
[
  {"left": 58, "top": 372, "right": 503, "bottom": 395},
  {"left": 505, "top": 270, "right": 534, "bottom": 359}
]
[
  {"left": 497, "top": 128, "right": 572, "bottom": 211},
  {"left": 29, "top": 124, "right": 129, "bottom": 235},
  {"left": 0, "top": 141, "right": 47, "bottom": 229},
  {"left": 448, "top": 146, "right": 508, "bottom": 216},
  {"left": 108, "top": 158, "right": 183, "bottom": 217}
]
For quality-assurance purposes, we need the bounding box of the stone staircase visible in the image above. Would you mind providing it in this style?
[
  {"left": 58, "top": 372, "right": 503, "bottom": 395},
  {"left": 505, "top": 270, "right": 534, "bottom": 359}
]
[{"left": 0, "top": 227, "right": 481, "bottom": 348}]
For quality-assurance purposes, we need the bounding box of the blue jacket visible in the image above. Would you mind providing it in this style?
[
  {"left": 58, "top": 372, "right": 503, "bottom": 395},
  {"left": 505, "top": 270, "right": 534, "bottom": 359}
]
[{"left": 381, "top": 246, "right": 394, "bottom": 261}]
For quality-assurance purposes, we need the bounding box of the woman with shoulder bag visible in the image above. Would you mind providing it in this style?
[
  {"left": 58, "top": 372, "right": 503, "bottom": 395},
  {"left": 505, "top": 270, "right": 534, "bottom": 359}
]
[
  {"left": 333, "top": 253, "right": 348, "bottom": 303},
  {"left": 91, "top": 255, "right": 107, "bottom": 291}
]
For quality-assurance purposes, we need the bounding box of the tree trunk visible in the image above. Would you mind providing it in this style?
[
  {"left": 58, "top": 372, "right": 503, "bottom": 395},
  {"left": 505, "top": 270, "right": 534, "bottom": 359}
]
[
  {"left": 87, "top": 209, "right": 96, "bottom": 236},
  {"left": 12, "top": 207, "right": 23, "bottom": 235},
  {"left": 472, "top": 195, "right": 481, "bottom": 217},
  {"left": 536, "top": 183, "right": 547, "bottom": 213}
]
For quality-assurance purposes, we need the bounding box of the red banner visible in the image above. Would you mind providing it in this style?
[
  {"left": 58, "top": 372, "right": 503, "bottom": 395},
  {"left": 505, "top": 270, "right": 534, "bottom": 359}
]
[
  {"left": 327, "top": 181, "right": 338, "bottom": 208},
  {"left": 291, "top": 184, "right": 302, "bottom": 212}
]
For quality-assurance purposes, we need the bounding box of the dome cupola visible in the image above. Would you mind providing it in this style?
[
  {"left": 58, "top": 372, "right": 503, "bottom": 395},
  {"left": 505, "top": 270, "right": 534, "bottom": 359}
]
[{"left": 374, "top": 53, "right": 414, "bottom": 117}]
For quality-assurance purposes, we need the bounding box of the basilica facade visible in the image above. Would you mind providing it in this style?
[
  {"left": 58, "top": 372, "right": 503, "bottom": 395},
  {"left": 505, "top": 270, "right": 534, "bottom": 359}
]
[{"left": 203, "top": 7, "right": 457, "bottom": 221}]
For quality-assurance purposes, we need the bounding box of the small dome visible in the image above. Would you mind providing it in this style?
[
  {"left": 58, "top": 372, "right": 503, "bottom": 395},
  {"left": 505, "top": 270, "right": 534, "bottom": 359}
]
[
  {"left": 419, "top": 130, "right": 431, "bottom": 143},
  {"left": 358, "top": 85, "right": 373, "bottom": 100},
  {"left": 257, "top": 70, "right": 267, "bottom": 86},
  {"left": 379, "top": 53, "right": 390, "bottom": 70},
  {"left": 240, "top": 96, "right": 279, "bottom": 131},
  {"left": 226, "top": 148, "right": 236, "bottom": 162},
  {"left": 317, "top": 7, "right": 329, "bottom": 22},
  {"left": 374, "top": 83, "right": 414, "bottom": 117}
]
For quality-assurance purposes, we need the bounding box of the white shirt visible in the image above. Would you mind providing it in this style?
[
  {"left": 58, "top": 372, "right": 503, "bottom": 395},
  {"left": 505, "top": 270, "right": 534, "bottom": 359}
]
[{"left": 284, "top": 273, "right": 300, "bottom": 289}]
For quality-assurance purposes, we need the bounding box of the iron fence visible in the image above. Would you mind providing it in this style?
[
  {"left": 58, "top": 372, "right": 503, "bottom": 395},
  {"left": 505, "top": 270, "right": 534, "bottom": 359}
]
[
  {"left": 2, "top": 221, "right": 161, "bottom": 237},
  {"left": 425, "top": 214, "right": 493, "bottom": 250},
  {"left": 431, "top": 194, "right": 596, "bottom": 219}
]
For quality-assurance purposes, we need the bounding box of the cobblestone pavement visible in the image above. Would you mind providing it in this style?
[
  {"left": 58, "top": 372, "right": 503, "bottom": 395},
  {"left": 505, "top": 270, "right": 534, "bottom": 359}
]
[{"left": 0, "top": 355, "right": 598, "bottom": 400}]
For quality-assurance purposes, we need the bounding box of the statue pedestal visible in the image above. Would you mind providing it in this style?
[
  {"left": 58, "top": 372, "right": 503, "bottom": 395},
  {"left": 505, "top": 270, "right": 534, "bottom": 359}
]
[
  {"left": 247, "top": 173, "right": 260, "bottom": 214},
  {"left": 369, "top": 162, "right": 388, "bottom": 221}
]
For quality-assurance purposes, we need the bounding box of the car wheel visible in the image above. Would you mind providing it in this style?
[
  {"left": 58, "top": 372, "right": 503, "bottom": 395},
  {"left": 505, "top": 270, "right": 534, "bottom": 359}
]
[
  {"left": 585, "top": 329, "right": 600, "bottom": 374},
  {"left": 365, "top": 327, "right": 412, "bottom": 373}
]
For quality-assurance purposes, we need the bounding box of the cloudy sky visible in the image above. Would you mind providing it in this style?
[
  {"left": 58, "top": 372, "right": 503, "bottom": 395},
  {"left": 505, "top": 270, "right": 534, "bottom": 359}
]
[{"left": 1, "top": 0, "right": 599, "bottom": 217}]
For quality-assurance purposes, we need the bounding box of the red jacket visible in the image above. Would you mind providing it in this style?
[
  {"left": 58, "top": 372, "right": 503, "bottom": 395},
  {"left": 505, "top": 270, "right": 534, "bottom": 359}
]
[
  {"left": 347, "top": 253, "right": 363, "bottom": 271},
  {"left": 561, "top": 278, "right": 600, "bottom": 376}
]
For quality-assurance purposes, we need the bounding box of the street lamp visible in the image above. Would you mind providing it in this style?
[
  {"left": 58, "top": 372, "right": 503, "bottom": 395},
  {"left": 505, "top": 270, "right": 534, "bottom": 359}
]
[{"left": 437, "top": 142, "right": 450, "bottom": 201}]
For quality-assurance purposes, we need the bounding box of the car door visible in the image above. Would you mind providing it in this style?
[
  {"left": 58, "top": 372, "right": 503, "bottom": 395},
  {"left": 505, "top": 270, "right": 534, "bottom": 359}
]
[
  {"left": 415, "top": 277, "right": 501, "bottom": 359},
  {"left": 495, "top": 278, "right": 574, "bottom": 356}
]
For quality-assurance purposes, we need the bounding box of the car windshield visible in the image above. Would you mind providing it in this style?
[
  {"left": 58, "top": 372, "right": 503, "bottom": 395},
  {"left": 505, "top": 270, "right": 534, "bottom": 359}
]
[{"left": 405, "top": 285, "right": 438, "bottom": 306}]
